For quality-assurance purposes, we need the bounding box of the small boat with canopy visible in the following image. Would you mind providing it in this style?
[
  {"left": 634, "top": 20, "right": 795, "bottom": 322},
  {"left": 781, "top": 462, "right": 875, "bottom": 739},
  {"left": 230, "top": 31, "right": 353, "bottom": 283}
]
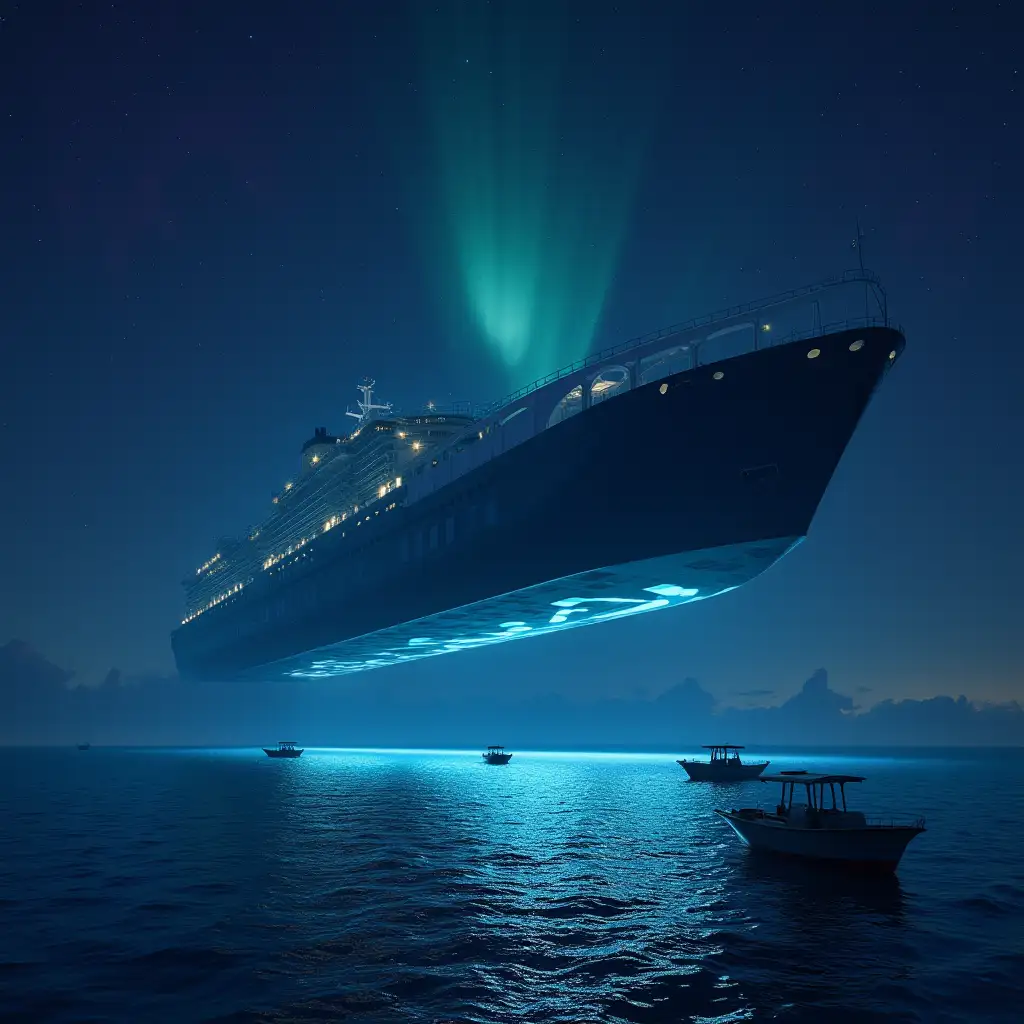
[
  {"left": 677, "top": 744, "right": 769, "bottom": 781},
  {"left": 263, "top": 740, "right": 304, "bottom": 758},
  {"left": 715, "top": 771, "right": 926, "bottom": 872},
  {"left": 482, "top": 745, "right": 512, "bottom": 765}
]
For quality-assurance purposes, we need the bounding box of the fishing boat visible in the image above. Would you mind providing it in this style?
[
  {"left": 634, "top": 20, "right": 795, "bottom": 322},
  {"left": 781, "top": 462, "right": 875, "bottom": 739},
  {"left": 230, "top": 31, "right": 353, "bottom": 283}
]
[
  {"left": 263, "top": 740, "right": 304, "bottom": 758},
  {"left": 483, "top": 745, "right": 512, "bottom": 765},
  {"left": 677, "top": 744, "right": 769, "bottom": 781},
  {"left": 715, "top": 771, "right": 926, "bottom": 872},
  {"left": 77, "top": 742, "right": 91, "bottom": 751}
]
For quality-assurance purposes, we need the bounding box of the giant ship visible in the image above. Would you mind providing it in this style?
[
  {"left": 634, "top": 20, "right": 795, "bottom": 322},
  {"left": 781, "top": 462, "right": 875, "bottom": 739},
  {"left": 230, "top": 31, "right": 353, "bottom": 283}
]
[{"left": 172, "top": 270, "right": 904, "bottom": 682}]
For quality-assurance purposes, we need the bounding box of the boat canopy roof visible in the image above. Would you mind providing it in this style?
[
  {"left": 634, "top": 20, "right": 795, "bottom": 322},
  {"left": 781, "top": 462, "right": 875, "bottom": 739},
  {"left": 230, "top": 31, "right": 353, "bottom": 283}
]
[
  {"left": 762, "top": 773, "right": 865, "bottom": 785},
  {"left": 703, "top": 744, "right": 744, "bottom": 749}
]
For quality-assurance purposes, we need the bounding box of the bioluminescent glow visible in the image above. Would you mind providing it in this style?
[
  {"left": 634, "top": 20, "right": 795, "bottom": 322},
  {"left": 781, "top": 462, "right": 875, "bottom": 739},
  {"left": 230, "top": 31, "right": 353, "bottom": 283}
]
[
  {"left": 287, "top": 582, "right": 706, "bottom": 679},
  {"left": 240, "top": 536, "right": 801, "bottom": 682},
  {"left": 416, "top": 3, "right": 666, "bottom": 385}
]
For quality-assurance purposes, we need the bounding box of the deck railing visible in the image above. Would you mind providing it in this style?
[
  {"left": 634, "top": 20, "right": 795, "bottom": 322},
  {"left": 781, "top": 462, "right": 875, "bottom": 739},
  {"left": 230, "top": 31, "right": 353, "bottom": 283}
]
[
  {"left": 477, "top": 268, "right": 893, "bottom": 418},
  {"left": 402, "top": 400, "right": 481, "bottom": 419}
]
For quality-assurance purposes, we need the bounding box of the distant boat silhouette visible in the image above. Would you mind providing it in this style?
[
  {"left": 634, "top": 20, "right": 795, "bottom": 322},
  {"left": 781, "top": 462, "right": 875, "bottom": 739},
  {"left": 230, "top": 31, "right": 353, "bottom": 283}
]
[
  {"left": 263, "top": 740, "right": 303, "bottom": 758},
  {"left": 482, "top": 745, "right": 512, "bottom": 765},
  {"left": 77, "top": 742, "right": 91, "bottom": 751},
  {"left": 677, "top": 744, "right": 769, "bottom": 781}
]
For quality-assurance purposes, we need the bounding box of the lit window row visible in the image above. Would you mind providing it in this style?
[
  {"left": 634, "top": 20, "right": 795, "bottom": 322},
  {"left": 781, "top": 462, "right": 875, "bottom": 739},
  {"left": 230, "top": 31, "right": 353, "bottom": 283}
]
[
  {"left": 268, "top": 493, "right": 405, "bottom": 571},
  {"left": 185, "top": 495, "right": 408, "bottom": 606},
  {"left": 377, "top": 475, "right": 403, "bottom": 499},
  {"left": 263, "top": 535, "right": 313, "bottom": 571},
  {"left": 271, "top": 480, "right": 297, "bottom": 505},
  {"left": 195, "top": 552, "right": 222, "bottom": 576},
  {"left": 181, "top": 578, "right": 251, "bottom": 624},
  {"left": 265, "top": 477, "right": 406, "bottom": 565}
]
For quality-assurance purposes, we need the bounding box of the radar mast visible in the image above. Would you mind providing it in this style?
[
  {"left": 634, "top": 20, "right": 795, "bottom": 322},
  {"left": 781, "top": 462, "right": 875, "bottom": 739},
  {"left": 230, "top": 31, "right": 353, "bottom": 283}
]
[{"left": 345, "top": 377, "right": 392, "bottom": 427}]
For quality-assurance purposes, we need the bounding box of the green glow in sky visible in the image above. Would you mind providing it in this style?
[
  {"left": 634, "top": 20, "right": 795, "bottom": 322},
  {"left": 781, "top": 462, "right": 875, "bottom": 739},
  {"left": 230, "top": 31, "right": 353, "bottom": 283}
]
[{"left": 418, "top": 4, "right": 661, "bottom": 387}]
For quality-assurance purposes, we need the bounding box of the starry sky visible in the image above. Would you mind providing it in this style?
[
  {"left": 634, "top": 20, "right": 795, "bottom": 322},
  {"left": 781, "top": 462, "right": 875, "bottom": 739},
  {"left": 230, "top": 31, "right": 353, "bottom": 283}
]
[{"left": 1, "top": 1, "right": 1021, "bottom": 706}]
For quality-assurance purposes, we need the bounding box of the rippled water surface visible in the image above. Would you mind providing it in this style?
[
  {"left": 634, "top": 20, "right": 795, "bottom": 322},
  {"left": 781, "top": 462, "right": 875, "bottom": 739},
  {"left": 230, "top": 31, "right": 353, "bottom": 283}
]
[{"left": 1, "top": 747, "right": 1022, "bottom": 1023}]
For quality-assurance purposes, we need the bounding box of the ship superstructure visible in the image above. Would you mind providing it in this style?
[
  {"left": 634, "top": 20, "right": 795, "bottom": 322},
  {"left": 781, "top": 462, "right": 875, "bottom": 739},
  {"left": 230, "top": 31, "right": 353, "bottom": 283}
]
[
  {"left": 181, "top": 380, "right": 474, "bottom": 624},
  {"left": 172, "top": 270, "right": 904, "bottom": 682}
]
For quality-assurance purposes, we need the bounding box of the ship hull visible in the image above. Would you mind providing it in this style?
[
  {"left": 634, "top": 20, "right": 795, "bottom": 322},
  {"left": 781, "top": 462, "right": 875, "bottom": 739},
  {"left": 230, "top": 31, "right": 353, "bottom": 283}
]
[
  {"left": 716, "top": 810, "right": 923, "bottom": 872},
  {"left": 678, "top": 760, "right": 770, "bottom": 781},
  {"left": 172, "top": 325, "right": 903, "bottom": 682}
]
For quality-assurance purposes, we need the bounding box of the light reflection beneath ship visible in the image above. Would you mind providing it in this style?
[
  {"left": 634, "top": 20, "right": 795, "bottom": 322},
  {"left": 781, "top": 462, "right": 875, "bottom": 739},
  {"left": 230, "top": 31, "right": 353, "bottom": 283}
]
[{"left": 246, "top": 747, "right": 922, "bottom": 1019}]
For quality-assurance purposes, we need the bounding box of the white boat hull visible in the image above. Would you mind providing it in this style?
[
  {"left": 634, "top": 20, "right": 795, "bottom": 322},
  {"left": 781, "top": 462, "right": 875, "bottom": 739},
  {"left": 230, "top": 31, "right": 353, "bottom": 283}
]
[
  {"left": 678, "top": 760, "right": 769, "bottom": 781},
  {"left": 716, "top": 809, "right": 924, "bottom": 872}
]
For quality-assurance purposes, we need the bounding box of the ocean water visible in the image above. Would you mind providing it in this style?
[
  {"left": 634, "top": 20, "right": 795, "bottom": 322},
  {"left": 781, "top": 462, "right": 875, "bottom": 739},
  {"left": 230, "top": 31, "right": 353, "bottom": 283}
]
[{"left": 1, "top": 747, "right": 1021, "bottom": 1023}]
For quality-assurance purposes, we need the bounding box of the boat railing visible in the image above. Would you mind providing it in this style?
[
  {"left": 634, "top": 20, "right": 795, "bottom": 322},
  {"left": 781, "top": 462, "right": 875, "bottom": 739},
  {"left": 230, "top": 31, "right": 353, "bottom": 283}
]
[
  {"left": 477, "top": 268, "right": 896, "bottom": 418},
  {"left": 738, "top": 804, "right": 925, "bottom": 830},
  {"left": 864, "top": 815, "right": 927, "bottom": 829}
]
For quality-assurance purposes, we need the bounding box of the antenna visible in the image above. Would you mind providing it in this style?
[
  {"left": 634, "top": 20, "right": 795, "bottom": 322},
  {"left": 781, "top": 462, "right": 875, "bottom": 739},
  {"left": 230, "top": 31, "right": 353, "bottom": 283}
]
[
  {"left": 853, "top": 216, "right": 865, "bottom": 273},
  {"left": 345, "top": 376, "right": 392, "bottom": 427},
  {"left": 853, "top": 217, "right": 869, "bottom": 320}
]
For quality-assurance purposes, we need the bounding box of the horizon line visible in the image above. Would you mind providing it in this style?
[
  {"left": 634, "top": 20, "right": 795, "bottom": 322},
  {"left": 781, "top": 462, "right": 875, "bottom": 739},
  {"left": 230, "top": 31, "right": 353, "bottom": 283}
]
[{"left": 4, "top": 742, "right": 1024, "bottom": 753}]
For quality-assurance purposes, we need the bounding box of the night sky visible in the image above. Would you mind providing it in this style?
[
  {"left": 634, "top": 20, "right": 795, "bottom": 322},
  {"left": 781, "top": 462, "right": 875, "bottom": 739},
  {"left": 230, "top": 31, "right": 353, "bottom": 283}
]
[{"left": 1, "top": 1, "right": 1021, "bottom": 707}]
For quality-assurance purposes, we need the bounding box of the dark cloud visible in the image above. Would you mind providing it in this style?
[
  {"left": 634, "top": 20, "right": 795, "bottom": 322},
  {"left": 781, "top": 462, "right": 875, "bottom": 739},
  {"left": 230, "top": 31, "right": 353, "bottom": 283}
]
[{"left": 2, "top": 644, "right": 1021, "bottom": 749}]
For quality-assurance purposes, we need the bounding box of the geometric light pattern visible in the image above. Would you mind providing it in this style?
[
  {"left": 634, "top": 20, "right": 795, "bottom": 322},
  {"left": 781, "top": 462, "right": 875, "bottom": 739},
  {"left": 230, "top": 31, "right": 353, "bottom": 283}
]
[{"left": 256, "top": 536, "right": 802, "bottom": 682}]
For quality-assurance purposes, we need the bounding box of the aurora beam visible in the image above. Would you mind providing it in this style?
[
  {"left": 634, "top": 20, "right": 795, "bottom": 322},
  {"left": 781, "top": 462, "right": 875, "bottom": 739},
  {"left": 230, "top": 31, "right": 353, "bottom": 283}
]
[{"left": 416, "top": 2, "right": 666, "bottom": 386}]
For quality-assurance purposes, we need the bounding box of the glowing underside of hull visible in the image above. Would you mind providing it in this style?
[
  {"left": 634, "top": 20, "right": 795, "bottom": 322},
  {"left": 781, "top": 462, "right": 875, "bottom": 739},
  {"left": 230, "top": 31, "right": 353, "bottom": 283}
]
[{"left": 244, "top": 536, "right": 800, "bottom": 681}]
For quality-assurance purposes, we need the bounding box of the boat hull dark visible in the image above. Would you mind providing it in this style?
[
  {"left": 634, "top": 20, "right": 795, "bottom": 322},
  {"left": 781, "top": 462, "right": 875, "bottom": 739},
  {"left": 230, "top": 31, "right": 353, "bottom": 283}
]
[
  {"left": 716, "top": 810, "right": 923, "bottom": 872},
  {"left": 263, "top": 748, "right": 303, "bottom": 758},
  {"left": 483, "top": 754, "right": 513, "bottom": 765},
  {"left": 678, "top": 760, "right": 769, "bottom": 781},
  {"left": 172, "top": 325, "right": 903, "bottom": 682}
]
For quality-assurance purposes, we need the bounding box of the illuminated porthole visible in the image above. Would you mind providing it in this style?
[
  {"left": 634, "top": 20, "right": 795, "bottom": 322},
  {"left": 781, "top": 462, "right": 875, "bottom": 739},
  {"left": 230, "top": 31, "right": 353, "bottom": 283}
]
[
  {"left": 849, "top": 339, "right": 864, "bottom": 352},
  {"left": 807, "top": 348, "right": 821, "bottom": 359},
  {"left": 888, "top": 350, "right": 896, "bottom": 361},
  {"left": 713, "top": 371, "right": 724, "bottom": 380},
  {"left": 659, "top": 383, "right": 668, "bottom": 395}
]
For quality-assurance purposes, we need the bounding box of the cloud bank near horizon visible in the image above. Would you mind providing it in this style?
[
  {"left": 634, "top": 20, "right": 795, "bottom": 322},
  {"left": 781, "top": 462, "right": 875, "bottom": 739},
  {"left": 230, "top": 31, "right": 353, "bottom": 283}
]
[{"left": 1, "top": 639, "right": 1021, "bottom": 748}]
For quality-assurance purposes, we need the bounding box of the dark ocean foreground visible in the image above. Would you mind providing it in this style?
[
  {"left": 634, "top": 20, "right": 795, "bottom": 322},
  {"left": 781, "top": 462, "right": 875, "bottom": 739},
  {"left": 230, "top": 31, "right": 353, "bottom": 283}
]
[{"left": 1, "top": 747, "right": 1021, "bottom": 1023}]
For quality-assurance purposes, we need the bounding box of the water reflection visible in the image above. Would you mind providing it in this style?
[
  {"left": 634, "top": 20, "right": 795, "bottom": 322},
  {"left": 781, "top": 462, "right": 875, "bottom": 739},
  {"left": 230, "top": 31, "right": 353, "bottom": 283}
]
[
  {"left": 244, "top": 750, "right": 754, "bottom": 1020},
  {"left": 6, "top": 747, "right": 1019, "bottom": 1022},
  {"left": 739, "top": 853, "right": 906, "bottom": 920},
  {"left": 240, "top": 749, "right": 925, "bottom": 1020}
]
